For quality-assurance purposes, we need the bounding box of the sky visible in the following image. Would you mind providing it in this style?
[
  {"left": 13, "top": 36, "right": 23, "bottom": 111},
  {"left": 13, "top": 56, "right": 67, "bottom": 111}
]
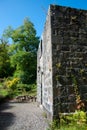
[{"left": 0, "top": 0, "right": 87, "bottom": 37}]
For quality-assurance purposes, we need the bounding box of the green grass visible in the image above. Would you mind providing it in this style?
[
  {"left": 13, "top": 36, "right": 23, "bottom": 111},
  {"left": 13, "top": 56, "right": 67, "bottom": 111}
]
[
  {"left": 47, "top": 124, "right": 87, "bottom": 130},
  {"left": 0, "top": 89, "right": 8, "bottom": 97},
  {"left": 59, "top": 125, "right": 87, "bottom": 130},
  {"left": 0, "top": 83, "right": 3, "bottom": 88},
  {"left": 0, "top": 84, "right": 9, "bottom": 103},
  {"left": 28, "top": 87, "right": 37, "bottom": 96},
  {"left": 0, "top": 82, "right": 8, "bottom": 97}
]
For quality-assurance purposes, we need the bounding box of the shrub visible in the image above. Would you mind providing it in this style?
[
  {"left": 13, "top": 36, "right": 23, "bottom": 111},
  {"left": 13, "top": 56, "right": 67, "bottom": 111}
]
[
  {"left": 5, "top": 77, "right": 19, "bottom": 90},
  {"left": 60, "top": 110, "right": 87, "bottom": 126},
  {"left": 16, "top": 83, "right": 36, "bottom": 92},
  {"left": 47, "top": 110, "right": 87, "bottom": 130}
]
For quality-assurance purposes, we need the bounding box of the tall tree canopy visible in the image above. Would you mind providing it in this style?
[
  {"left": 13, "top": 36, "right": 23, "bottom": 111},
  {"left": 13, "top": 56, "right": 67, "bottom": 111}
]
[
  {"left": 3, "top": 18, "right": 39, "bottom": 84},
  {"left": 0, "top": 39, "right": 12, "bottom": 78}
]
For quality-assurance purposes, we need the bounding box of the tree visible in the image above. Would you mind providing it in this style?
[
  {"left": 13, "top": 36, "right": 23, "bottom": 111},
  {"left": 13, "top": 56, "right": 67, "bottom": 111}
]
[
  {"left": 3, "top": 18, "right": 39, "bottom": 84},
  {"left": 0, "top": 38, "right": 13, "bottom": 78}
]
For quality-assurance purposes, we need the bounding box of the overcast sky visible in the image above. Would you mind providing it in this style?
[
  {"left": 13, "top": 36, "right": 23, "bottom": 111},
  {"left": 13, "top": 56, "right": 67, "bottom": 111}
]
[{"left": 0, "top": 0, "right": 87, "bottom": 37}]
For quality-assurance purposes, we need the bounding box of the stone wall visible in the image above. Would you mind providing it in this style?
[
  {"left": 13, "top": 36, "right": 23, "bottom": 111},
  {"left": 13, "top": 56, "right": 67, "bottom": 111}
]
[
  {"left": 37, "top": 7, "right": 53, "bottom": 120},
  {"left": 37, "top": 40, "right": 42, "bottom": 104},
  {"left": 51, "top": 5, "right": 87, "bottom": 118},
  {"left": 37, "top": 4, "right": 87, "bottom": 120}
]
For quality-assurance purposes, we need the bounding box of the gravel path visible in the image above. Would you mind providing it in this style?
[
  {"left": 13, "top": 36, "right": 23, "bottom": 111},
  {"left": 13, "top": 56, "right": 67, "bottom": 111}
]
[{"left": 0, "top": 102, "right": 48, "bottom": 130}]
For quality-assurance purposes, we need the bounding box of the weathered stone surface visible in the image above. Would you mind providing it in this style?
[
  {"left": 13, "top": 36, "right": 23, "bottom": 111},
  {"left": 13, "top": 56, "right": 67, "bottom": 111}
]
[{"left": 37, "top": 4, "right": 87, "bottom": 120}]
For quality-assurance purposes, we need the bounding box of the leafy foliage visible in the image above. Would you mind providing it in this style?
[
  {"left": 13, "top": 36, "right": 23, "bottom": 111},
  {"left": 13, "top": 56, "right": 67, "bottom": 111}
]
[
  {"left": 6, "top": 77, "right": 19, "bottom": 90},
  {"left": 3, "top": 18, "right": 39, "bottom": 84},
  {"left": 0, "top": 39, "right": 13, "bottom": 78},
  {"left": 48, "top": 111, "right": 87, "bottom": 130},
  {"left": 0, "top": 18, "right": 38, "bottom": 101}
]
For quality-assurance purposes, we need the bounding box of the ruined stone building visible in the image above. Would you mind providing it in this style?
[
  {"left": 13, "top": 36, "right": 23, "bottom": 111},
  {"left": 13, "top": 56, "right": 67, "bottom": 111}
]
[{"left": 37, "top": 4, "right": 87, "bottom": 120}]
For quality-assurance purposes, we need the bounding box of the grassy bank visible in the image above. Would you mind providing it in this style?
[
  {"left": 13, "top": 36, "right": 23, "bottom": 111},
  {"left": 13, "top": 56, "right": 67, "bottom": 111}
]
[{"left": 0, "top": 80, "right": 37, "bottom": 103}]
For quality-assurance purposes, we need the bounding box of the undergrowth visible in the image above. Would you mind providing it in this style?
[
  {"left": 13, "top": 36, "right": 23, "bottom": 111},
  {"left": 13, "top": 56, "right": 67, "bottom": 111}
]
[{"left": 47, "top": 110, "right": 87, "bottom": 130}]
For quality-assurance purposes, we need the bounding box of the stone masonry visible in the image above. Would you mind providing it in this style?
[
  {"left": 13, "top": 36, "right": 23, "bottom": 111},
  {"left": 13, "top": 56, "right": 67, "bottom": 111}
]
[{"left": 37, "top": 4, "right": 87, "bottom": 120}]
